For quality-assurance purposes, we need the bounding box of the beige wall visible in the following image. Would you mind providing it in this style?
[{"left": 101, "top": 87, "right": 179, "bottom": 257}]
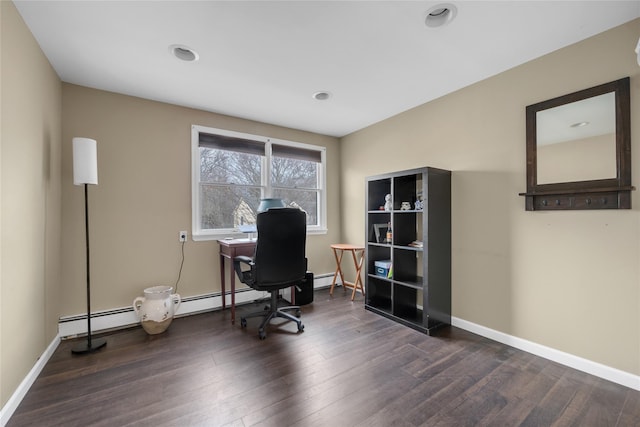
[
  {"left": 1, "top": 1, "right": 63, "bottom": 407},
  {"left": 61, "top": 84, "right": 341, "bottom": 314},
  {"left": 341, "top": 19, "right": 640, "bottom": 375}
]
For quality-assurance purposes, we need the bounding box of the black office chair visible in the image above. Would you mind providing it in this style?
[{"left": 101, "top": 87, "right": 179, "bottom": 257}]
[{"left": 233, "top": 207, "right": 308, "bottom": 339}]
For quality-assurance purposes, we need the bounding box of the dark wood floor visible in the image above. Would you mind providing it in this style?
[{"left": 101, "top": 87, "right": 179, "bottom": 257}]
[{"left": 8, "top": 288, "right": 640, "bottom": 426}]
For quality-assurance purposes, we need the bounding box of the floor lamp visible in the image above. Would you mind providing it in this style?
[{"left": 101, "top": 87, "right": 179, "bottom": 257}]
[{"left": 71, "top": 137, "right": 107, "bottom": 354}]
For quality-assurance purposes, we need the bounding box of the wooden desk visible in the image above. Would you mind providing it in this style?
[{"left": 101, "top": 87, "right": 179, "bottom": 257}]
[
  {"left": 329, "top": 243, "right": 365, "bottom": 301},
  {"left": 218, "top": 238, "right": 256, "bottom": 324}
]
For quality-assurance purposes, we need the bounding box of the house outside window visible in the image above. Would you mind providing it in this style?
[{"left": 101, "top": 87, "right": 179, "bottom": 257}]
[{"left": 191, "top": 125, "right": 326, "bottom": 240}]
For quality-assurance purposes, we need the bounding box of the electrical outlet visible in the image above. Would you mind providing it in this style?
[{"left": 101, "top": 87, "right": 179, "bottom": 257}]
[{"left": 179, "top": 231, "right": 187, "bottom": 242}]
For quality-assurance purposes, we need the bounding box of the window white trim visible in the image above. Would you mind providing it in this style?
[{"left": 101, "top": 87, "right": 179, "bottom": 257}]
[{"left": 191, "top": 125, "right": 327, "bottom": 241}]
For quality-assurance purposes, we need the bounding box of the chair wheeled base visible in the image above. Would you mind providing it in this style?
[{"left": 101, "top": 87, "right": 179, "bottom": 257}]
[{"left": 240, "top": 291, "right": 304, "bottom": 340}]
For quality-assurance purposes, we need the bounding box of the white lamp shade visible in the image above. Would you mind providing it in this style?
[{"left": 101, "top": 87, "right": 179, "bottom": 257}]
[{"left": 72, "top": 137, "right": 98, "bottom": 185}]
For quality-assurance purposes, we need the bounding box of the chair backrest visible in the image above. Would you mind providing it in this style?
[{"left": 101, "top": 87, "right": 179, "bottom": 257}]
[{"left": 254, "top": 208, "right": 307, "bottom": 286}]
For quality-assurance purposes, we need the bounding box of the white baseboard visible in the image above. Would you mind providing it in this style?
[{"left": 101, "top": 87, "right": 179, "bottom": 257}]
[
  {"left": 0, "top": 334, "right": 60, "bottom": 427},
  {"left": 451, "top": 316, "right": 640, "bottom": 391},
  {"left": 59, "top": 274, "right": 334, "bottom": 338}
]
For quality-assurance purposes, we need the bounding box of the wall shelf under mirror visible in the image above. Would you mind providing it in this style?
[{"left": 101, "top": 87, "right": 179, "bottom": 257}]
[{"left": 519, "top": 77, "right": 634, "bottom": 211}]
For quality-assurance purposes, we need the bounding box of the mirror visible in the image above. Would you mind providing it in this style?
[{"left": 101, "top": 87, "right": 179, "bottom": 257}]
[
  {"left": 521, "top": 77, "right": 632, "bottom": 210},
  {"left": 537, "top": 92, "right": 616, "bottom": 184}
]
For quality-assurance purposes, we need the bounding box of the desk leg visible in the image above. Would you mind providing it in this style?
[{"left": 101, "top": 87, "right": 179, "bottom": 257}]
[
  {"left": 330, "top": 248, "right": 345, "bottom": 296},
  {"left": 219, "top": 254, "right": 226, "bottom": 311},
  {"left": 350, "top": 249, "right": 365, "bottom": 301},
  {"left": 230, "top": 265, "right": 236, "bottom": 324}
]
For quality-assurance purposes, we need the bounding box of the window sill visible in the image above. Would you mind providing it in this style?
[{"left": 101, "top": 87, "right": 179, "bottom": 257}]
[{"left": 192, "top": 227, "right": 327, "bottom": 242}]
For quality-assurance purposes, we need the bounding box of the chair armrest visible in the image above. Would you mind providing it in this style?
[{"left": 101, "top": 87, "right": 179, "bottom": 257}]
[
  {"left": 234, "top": 255, "right": 254, "bottom": 266},
  {"left": 233, "top": 255, "right": 255, "bottom": 286}
]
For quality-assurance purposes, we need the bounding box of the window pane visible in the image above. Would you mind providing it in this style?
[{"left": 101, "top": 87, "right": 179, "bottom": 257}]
[
  {"left": 273, "top": 188, "right": 319, "bottom": 226},
  {"left": 200, "top": 184, "right": 261, "bottom": 229},
  {"left": 200, "top": 147, "right": 262, "bottom": 185},
  {"left": 271, "top": 156, "right": 318, "bottom": 189}
]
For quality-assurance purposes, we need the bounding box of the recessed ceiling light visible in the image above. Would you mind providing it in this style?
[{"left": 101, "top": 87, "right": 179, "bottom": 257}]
[
  {"left": 169, "top": 44, "right": 199, "bottom": 62},
  {"left": 313, "top": 91, "right": 331, "bottom": 101},
  {"left": 425, "top": 3, "right": 457, "bottom": 28}
]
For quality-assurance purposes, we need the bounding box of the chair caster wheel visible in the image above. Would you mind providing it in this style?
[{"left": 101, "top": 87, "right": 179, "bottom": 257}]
[
  {"left": 295, "top": 310, "right": 301, "bottom": 317},
  {"left": 240, "top": 318, "right": 247, "bottom": 328},
  {"left": 298, "top": 323, "right": 304, "bottom": 332},
  {"left": 258, "top": 329, "right": 266, "bottom": 340}
]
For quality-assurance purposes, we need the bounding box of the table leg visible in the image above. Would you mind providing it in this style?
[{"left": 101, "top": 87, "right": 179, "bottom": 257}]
[
  {"left": 349, "top": 249, "right": 365, "bottom": 300},
  {"left": 357, "top": 250, "right": 365, "bottom": 297},
  {"left": 330, "top": 248, "right": 345, "bottom": 296}
]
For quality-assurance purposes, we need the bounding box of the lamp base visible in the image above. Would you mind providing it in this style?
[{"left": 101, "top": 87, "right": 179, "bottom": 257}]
[{"left": 71, "top": 337, "right": 107, "bottom": 354}]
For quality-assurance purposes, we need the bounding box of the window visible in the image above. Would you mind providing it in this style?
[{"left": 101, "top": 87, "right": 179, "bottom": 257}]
[{"left": 191, "top": 125, "right": 326, "bottom": 240}]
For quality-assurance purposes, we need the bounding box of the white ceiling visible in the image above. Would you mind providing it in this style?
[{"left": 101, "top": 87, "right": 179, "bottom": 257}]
[{"left": 13, "top": 1, "right": 640, "bottom": 137}]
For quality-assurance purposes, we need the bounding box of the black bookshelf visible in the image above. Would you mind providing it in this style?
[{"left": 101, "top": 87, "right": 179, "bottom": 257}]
[{"left": 365, "top": 167, "right": 451, "bottom": 334}]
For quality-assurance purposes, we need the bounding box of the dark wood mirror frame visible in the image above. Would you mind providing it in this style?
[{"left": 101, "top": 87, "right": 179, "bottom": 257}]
[{"left": 520, "top": 77, "right": 633, "bottom": 211}]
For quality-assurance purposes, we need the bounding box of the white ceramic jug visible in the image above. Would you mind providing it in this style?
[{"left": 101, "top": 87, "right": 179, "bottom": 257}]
[{"left": 133, "top": 285, "right": 181, "bottom": 335}]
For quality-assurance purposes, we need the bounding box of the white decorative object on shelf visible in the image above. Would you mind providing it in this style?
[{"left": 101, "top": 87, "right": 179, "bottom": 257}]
[{"left": 384, "top": 194, "right": 392, "bottom": 211}]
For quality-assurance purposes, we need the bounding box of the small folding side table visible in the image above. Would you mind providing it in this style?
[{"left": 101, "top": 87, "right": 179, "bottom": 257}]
[{"left": 329, "top": 243, "right": 365, "bottom": 301}]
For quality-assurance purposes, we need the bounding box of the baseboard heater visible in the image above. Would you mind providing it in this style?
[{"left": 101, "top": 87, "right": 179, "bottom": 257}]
[{"left": 59, "top": 274, "right": 335, "bottom": 339}]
